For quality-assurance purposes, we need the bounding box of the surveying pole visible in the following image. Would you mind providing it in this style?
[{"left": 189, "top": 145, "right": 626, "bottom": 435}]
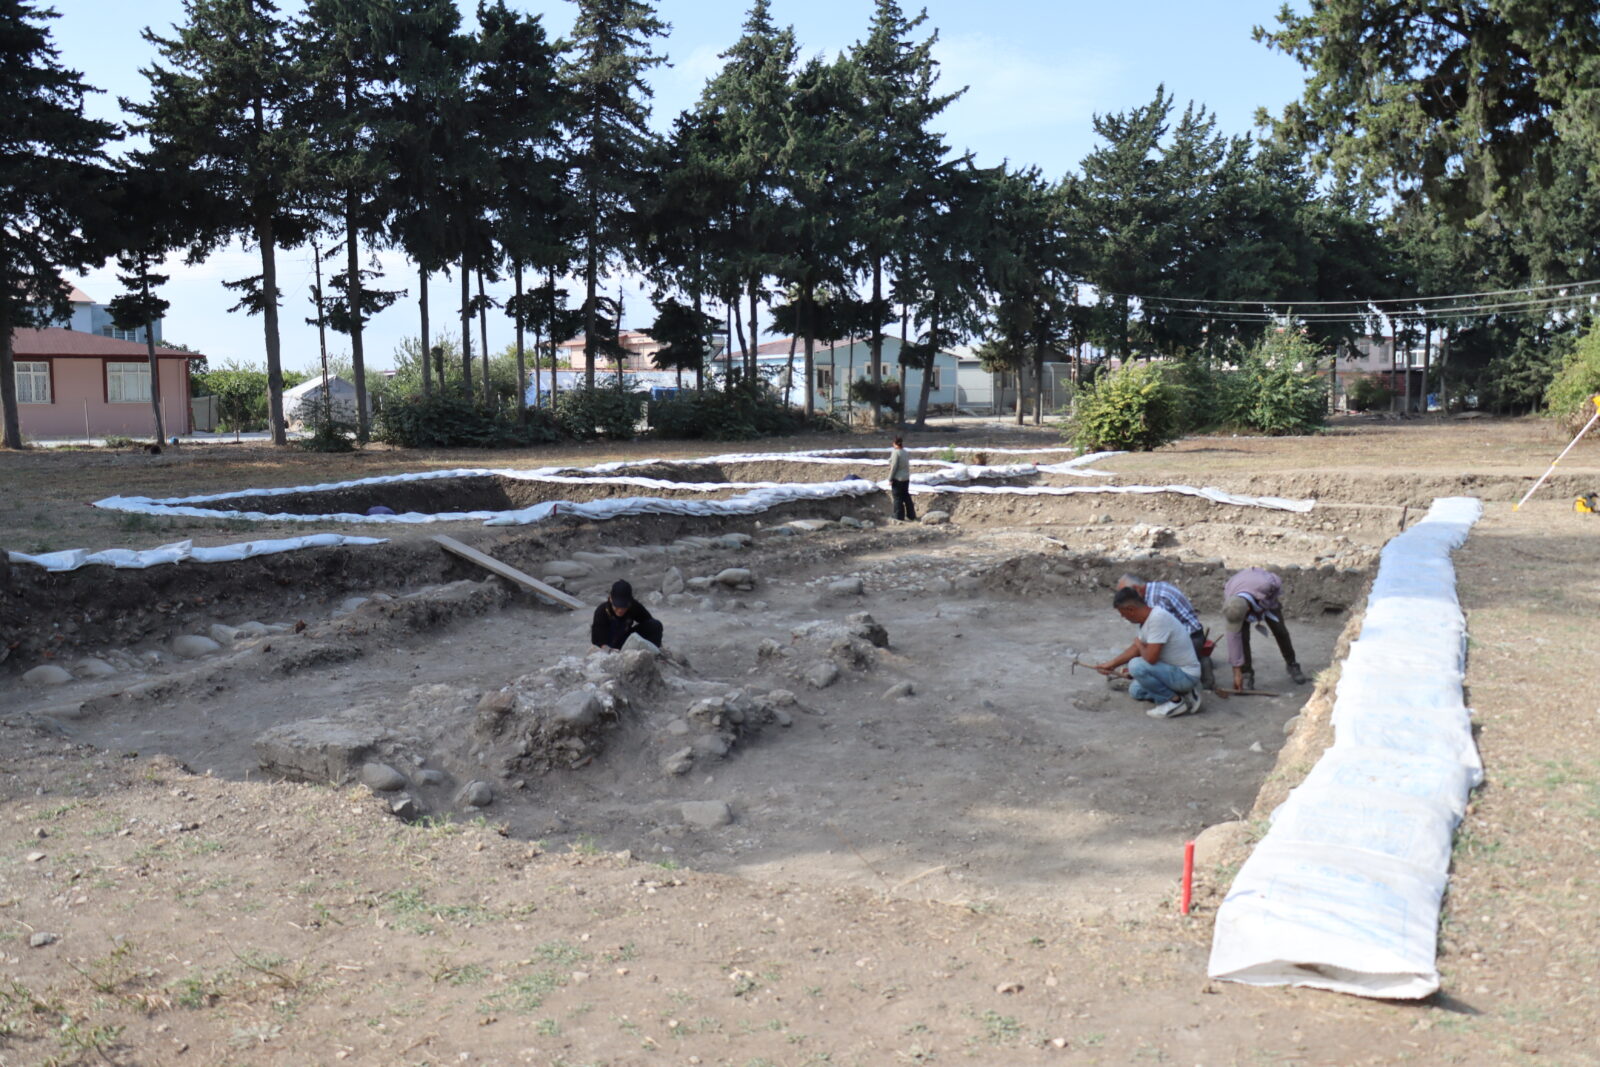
[{"left": 1514, "top": 395, "right": 1600, "bottom": 511}]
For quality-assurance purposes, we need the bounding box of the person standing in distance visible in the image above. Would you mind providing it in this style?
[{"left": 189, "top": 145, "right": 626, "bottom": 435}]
[
  {"left": 590, "top": 580, "right": 664, "bottom": 651},
  {"left": 887, "top": 436, "right": 916, "bottom": 522}
]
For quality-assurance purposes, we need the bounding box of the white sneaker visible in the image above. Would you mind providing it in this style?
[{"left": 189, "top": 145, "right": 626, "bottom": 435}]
[
  {"left": 1146, "top": 698, "right": 1185, "bottom": 719},
  {"left": 1181, "top": 689, "right": 1204, "bottom": 716}
]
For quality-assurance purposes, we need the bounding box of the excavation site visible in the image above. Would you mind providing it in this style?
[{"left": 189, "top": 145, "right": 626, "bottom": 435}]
[{"left": 4, "top": 444, "right": 1381, "bottom": 920}]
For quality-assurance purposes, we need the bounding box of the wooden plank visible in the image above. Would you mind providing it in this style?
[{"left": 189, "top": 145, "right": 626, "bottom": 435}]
[{"left": 432, "top": 534, "right": 586, "bottom": 610}]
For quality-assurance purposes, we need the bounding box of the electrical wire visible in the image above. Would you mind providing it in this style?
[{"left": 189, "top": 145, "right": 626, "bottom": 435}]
[
  {"left": 1098, "top": 277, "right": 1600, "bottom": 310},
  {"left": 1140, "top": 292, "right": 1599, "bottom": 324}
]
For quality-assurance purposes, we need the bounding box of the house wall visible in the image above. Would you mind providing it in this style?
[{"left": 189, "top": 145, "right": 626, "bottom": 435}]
[
  {"left": 811, "top": 339, "right": 959, "bottom": 410},
  {"left": 16, "top": 357, "right": 191, "bottom": 439}
]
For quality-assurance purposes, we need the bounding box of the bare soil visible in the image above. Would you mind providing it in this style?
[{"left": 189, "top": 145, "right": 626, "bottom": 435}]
[{"left": 2, "top": 415, "right": 1599, "bottom": 1066}]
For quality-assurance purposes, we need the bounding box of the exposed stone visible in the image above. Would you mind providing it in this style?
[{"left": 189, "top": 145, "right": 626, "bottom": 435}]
[
  {"left": 687, "top": 696, "right": 726, "bottom": 727},
  {"left": 838, "top": 515, "right": 864, "bottom": 529},
  {"left": 921, "top": 510, "right": 951, "bottom": 525},
  {"left": 554, "top": 690, "right": 603, "bottom": 731},
  {"left": 1192, "top": 820, "right": 1252, "bottom": 872},
  {"left": 542, "top": 560, "right": 592, "bottom": 579},
  {"left": 686, "top": 576, "right": 712, "bottom": 593},
  {"left": 661, "top": 747, "right": 695, "bottom": 776},
  {"left": 786, "top": 519, "right": 834, "bottom": 532},
  {"left": 29, "top": 932, "right": 59, "bottom": 948},
  {"left": 927, "top": 577, "right": 955, "bottom": 595},
  {"left": 882, "top": 681, "right": 915, "bottom": 701},
  {"left": 805, "top": 662, "right": 841, "bottom": 689},
  {"left": 691, "top": 734, "right": 731, "bottom": 759},
  {"left": 361, "top": 762, "right": 408, "bottom": 792},
  {"left": 846, "top": 612, "right": 889, "bottom": 648},
  {"left": 235, "top": 621, "right": 272, "bottom": 637},
  {"left": 208, "top": 623, "right": 240, "bottom": 646},
  {"left": 74, "top": 657, "right": 118, "bottom": 679},
  {"left": 254, "top": 718, "right": 385, "bottom": 785},
  {"left": 714, "top": 533, "right": 752, "bottom": 549},
  {"left": 680, "top": 800, "right": 733, "bottom": 829},
  {"left": 23, "top": 664, "right": 73, "bottom": 687},
  {"left": 1282, "top": 715, "right": 1302, "bottom": 737},
  {"left": 772, "top": 708, "right": 793, "bottom": 727},
  {"left": 417, "top": 769, "right": 446, "bottom": 786},
  {"left": 456, "top": 780, "right": 494, "bottom": 808},
  {"left": 389, "top": 794, "right": 420, "bottom": 820},
  {"left": 540, "top": 574, "right": 568, "bottom": 591},
  {"left": 621, "top": 633, "right": 661, "bottom": 655},
  {"left": 660, "top": 566, "right": 686, "bottom": 595},
  {"left": 826, "top": 577, "right": 864, "bottom": 596},
  {"left": 764, "top": 689, "right": 797, "bottom": 707},
  {"left": 339, "top": 596, "right": 370, "bottom": 614},
  {"left": 172, "top": 634, "right": 222, "bottom": 659},
  {"left": 714, "top": 567, "right": 754, "bottom": 589},
  {"left": 665, "top": 718, "right": 691, "bottom": 736}
]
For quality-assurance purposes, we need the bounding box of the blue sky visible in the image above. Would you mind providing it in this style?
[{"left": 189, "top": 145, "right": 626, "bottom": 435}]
[{"left": 51, "top": 0, "right": 1311, "bottom": 373}]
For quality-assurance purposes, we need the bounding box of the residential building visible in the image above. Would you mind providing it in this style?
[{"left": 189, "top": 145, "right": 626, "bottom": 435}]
[
  {"left": 711, "top": 335, "right": 960, "bottom": 415},
  {"left": 9, "top": 286, "right": 204, "bottom": 440},
  {"left": 555, "top": 330, "right": 666, "bottom": 374}
]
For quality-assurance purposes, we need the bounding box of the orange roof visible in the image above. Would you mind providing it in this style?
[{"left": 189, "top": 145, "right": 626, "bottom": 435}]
[
  {"left": 10, "top": 327, "right": 205, "bottom": 359},
  {"left": 68, "top": 285, "right": 94, "bottom": 303}
]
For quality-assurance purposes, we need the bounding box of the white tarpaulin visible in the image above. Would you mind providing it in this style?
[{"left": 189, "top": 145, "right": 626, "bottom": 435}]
[
  {"left": 1208, "top": 496, "right": 1483, "bottom": 1000},
  {"left": 7, "top": 534, "right": 389, "bottom": 573}
]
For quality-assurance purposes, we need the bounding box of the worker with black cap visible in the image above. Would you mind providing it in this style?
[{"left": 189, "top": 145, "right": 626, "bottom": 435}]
[{"left": 590, "top": 579, "right": 665, "bottom": 652}]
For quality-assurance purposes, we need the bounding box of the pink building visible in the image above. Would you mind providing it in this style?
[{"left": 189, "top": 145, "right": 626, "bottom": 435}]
[{"left": 11, "top": 327, "right": 204, "bottom": 440}]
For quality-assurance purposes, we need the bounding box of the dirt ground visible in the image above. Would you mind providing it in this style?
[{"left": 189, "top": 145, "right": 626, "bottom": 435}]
[{"left": 3, "top": 415, "right": 1600, "bottom": 1066}]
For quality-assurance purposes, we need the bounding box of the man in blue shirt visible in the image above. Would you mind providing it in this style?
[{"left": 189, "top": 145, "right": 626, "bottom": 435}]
[{"left": 1117, "top": 574, "right": 1215, "bottom": 691}]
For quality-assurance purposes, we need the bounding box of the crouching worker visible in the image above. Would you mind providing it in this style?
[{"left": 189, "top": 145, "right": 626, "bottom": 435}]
[
  {"left": 1094, "top": 587, "right": 1204, "bottom": 719},
  {"left": 590, "top": 580, "right": 664, "bottom": 652}
]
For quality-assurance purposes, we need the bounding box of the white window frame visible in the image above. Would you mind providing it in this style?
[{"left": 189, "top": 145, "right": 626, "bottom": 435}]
[
  {"left": 107, "top": 361, "right": 152, "bottom": 403},
  {"left": 16, "top": 361, "right": 51, "bottom": 404},
  {"left": 815, "top": 367, "right": 834, "bottom": 394},
  {"left": 926, "top": 366, "right": 941, "bottom": 391}
]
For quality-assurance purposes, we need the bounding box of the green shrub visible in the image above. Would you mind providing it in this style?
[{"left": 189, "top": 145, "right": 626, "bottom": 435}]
[
  {"left": 553, "top": 388, "right": 644, "bottom": 441},
  {"left": 375, "top": 392, "right": 562, "bottom": 448},
  {"left": 1066, "top": 361, "right": 1184, "bottom": 452},
  {"left": 1544, "top": 319, "right": 1600, "bottom": 432},
  {"left": 102, "top": 434, "right": 135, "bottom": 449},
  {"left": 1235, "top": 331, "right": 1328, "bottom": 435},
  {"left": 1345, "top": 376, "right": 1393, "bottom": 413},
  {"left": 648, "top": 381, "right": 837, "bottom": 441},
  {"left": 847, "top": 378, "right": 903, "bottom": 416}
]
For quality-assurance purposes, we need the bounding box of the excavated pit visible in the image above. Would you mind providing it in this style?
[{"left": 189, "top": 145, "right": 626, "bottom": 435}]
[{"left": 4, "top": 453, "right": 1385, "bottom": 917}]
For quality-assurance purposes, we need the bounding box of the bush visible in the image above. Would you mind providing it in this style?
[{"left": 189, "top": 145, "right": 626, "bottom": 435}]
[
  {"left": 1345, "top": 376, "right": 1394, "bottom": 413},
  {"left": 375, "top": 392, "right": 562, "bottom": 448},
  {"left": 1066, "top": 361, "right": 1185, "bottom": 452},
  {"left": 847, "top": 378, "right": 903, "bottom": 417},
  {"left": 295, "top": 395, "right": 360, "bottom": 452},
  {"left": 648, "top": 381, "right": 838, "bottom": 441},
  {"left": 1235, "top": 331, "right": 1328, "bottom": 435},
  {"left": 553, "top": 387, "right": 644, "bottom": 441},
  {"left": 1544, "top": 319, "right": 1600, "bottom": 432}
]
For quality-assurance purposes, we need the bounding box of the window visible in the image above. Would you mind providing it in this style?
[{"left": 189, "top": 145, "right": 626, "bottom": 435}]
[
  {"left": 107, "top": 361, "right": 151, "bottom": 403},
  {"left": 16, "top": 361, "right": 51, "bottom": 404},
  {"left": 99, "top": 325, "right": 144, "bottom": 343},
  {"left": 922, "top": 366, "right": 942, "bottom": 391},
  {"left": 816, "top": 367, "right": 834, "bottom": 393}
]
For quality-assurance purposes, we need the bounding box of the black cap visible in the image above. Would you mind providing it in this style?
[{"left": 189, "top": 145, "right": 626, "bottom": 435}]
[{"left": 609, "top": 579, "right": 634, "bottom": 608}]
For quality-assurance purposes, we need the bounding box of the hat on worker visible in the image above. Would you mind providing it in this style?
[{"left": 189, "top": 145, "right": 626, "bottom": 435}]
[
  {"left": 1221, "top": 596, "right": 1251, "bottom": 634},
  {"left": 609, "top": 579, "right": 634, "bottom": 609}
]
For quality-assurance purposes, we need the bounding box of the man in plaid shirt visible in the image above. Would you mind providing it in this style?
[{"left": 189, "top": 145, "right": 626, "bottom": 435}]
[{"left": 1117, "top": 574, "right": 1215, "bottom": 690}]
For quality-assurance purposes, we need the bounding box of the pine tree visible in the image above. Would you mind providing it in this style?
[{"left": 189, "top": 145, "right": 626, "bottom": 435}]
[
  {"left": 564, "top": 0, "right": 668, "bottom": 391},
  {"left": 131, "top": 0, "right": 314, "bottom": 447},
  {"left": 0, "top": 0, "right": 116, "bottom": 450},
  {"left": 841, "top": 0, "right": 961, "bottom": 425}
]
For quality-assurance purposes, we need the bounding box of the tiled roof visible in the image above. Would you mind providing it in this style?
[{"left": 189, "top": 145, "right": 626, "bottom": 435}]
[{"left": 10, "top": 328, "right": 204, "bottom": 359}]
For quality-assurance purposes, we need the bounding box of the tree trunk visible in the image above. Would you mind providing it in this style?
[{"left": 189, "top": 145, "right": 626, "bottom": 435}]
[
  {"left": 514, "top": 263, "right": 526, "bottom": 424},
  {"left": 478, "top": 269, "right": 491, "bottom": 409},
  {"left": 693, "top": 289, "right": 707, "bottom": 395},
  {"left": 748, "top": 282, "right": 759, "bottom": 392},
  {"left": 142, "top": 276, "right": 168, "bottom": 445},
  {"left": 583, "top": 198, "right": 598, "bottom": 392},
  {"left": 1034, "top": 334, "right": 1045, "bottom": 426},
  {"left": 259, "top": 216, "right": 287, "bottom": 446},
  {"left": 1421, "top": 320, "right": 1433, "bottom": 415},
  {"left": 1439, "top": 330, "right": 1451, "bottom": 413},
  {"left": 915, "top": 308, "right": 938, "bottom": 429},
  {"left": 459, "top": 260, "right": 473, "bottom": 402},
  {"left": 802, "top": 283, "right": 815, "bottom": 417},
  {"left": 732, "top": 299, "right": 748, "bottom": 387},
  {"left": 783, "top": 331, "right": 798, "bottom": 408},
  {"left": 898, "top": 302, "right": 910, "bottom": 429},
  {"left": 869, "top": 257, "right": 883, "bottom": 424},
  {"left": 0, "top": 302, "right": 19, "bottom": 449},
  {"left": 345, "top": 201, "right": 369, "bottom": 440},
  {"left": 1015, "top": 356, "right": 1025, "bottom": 426},
  {"left": 312, "top": 238, "right": 331, "bottom": 427},
  {"left": 418, "top": 265, "right": 432, "bottom": 397}
]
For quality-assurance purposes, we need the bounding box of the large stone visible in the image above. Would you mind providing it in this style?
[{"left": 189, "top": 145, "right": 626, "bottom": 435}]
[
  {"left": 714, "top": 567, "right": 754, "bottom": 589},
  {"left": 691, "top": 734, "right": 730, "bottom": 759},
  {"left": 686, "top": 576, "right": 712, "bottom": 593},
  {"left": 172, "top": 634, "right": 222, "bottom": 659},
  {"left": 456, "top": 780, "right": 494, "bottom": 808},
  {"left": 680, "top": 800, "right": 733, "bottom": 829},
  {"left": 714, "top": 533, "right": 752, "bottom": 549},
  {"left": 882, "top": 681, "right": 915, "bottom": 701},
  {"left": 621, "top": 633, "right": 661, "bottom": 656},
  {"left": 22, "top": 664, "right": 73, "bottom": 687},
  {"left": 838, "top": 515, "right": 864, "bottom": 529},
  {"left": 826, "top": 577, "right": 864, "bottom": 597},
  {"left": 805, "top": 662, "right": 840, "bottom": 689},
  {"left": 235, "top": 621, "right": 272, "bottom": 637},
  {"left": 254, "top": 717, "right": 385, "bottom": 785},
  {"left": 554, "top": 690, "right": 603, "bottom": 730},
  {"left": 661, "top": 747, "right": 695, "bottom": 776},
  {"left": 927, "top": 577, "right": 955, "bottom": 596},
  {"left": 361, "top": 762, "right": 408, "bottom": 792},
  {"left": 921, "top": 510, "right": 951, "bottom": 525},
  {"left": 660, "top": 566, "right": 686, "bottom": 595},
  {"left": 389, "top": 794, "right": 420, "bottom": 820},
  {"left": 846, "top": 612, "right": 889, "bottom": 648},
  {"left": 208, "top": 623, "right": 240, "bottom": 646},
  {"left": 74, "top": 658, "right": 118, "bottom": 679},
  {"left": 542, "top": 560, "right": 592, "bottom": 579},
  {"left": 1192, "top": 820, "right": 1253, "bottom": 872}
]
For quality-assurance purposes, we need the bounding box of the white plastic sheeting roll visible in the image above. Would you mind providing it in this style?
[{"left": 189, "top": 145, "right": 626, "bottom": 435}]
[
  {"left": 1208, "top": 496, "right": 1484, "bottom": 1000},
  {"left": 8, "top": 534, "right": 389, "bottom": 573}
]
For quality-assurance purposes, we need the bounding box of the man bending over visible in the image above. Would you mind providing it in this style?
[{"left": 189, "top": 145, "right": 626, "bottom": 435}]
[
  {"left": 591, "top": 580, "right": 664, "bottom": 651},
  {"left": 1094, "top": 587, "right": 1204, "bottom": 718}
]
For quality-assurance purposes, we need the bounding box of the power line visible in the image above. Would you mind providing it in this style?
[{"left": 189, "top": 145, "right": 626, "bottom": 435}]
[
  {"left": 1139, "top": 292, "right": 1599, "bottom": 324},
  {"left": 1098, "top": 277, "right": 1600, "bottom": 310}
]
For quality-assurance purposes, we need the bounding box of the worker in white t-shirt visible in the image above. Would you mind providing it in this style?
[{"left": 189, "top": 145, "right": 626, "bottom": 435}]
[{"left": 1093, "top": 586, "right": 1204, "bottom": 719}]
